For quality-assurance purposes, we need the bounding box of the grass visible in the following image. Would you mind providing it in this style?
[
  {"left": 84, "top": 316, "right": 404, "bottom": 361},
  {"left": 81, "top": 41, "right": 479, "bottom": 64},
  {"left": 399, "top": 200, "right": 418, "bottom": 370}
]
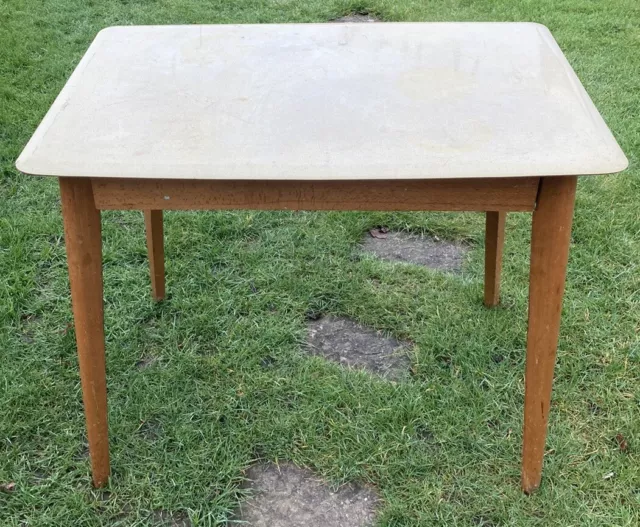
[{"left": 0, "top": 0, "right": 638, "bottom": 525}]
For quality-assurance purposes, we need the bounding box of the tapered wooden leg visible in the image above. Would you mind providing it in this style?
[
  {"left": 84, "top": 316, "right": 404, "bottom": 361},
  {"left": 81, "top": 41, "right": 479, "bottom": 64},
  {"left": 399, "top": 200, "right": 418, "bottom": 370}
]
[
  {"left": 484, "top": 211, "right": 506, "bottom": 307},
  {"left": 521, "top": 176, "right": 577, "bottom": 494},
  {"left": 59, "top": 177, "right": 109, "bottom": 488},
  {"left": 144, "top": 210, "right": 165, "bottom": 301}
]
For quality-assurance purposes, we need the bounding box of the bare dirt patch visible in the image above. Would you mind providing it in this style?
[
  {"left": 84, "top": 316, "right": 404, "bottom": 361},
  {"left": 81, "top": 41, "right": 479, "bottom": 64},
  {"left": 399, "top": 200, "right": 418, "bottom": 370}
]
[
  {"left": 232, "top": 462, "right": 379, "bottom": 527},
  {"left": 332, "top": 13, "right": 380, "bottom": 23},
  {"left": 362, "top": 231, "right": 468, "bottom": 272},
  {"left": 306, "top": 316, "right": 410, "bottom": 381}
]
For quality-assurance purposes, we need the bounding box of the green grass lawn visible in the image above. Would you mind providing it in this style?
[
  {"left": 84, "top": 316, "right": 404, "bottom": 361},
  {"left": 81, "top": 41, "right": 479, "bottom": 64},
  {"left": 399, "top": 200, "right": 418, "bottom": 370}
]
[{"left": 1, "top": 1, "right": 639, "bottom": 525}]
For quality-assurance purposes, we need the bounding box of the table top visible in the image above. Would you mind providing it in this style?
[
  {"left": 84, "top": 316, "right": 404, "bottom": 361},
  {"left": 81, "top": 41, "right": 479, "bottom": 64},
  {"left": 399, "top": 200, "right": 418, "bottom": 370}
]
[{"left": 16, "top": 23, "right": 627, "bottom": 181}]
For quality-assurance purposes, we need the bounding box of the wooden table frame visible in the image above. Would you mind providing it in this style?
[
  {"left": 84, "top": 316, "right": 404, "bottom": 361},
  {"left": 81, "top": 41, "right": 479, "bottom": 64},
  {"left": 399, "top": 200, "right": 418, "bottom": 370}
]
[{"left": 59, "top": 174, "right": 576, "bottom": 494}]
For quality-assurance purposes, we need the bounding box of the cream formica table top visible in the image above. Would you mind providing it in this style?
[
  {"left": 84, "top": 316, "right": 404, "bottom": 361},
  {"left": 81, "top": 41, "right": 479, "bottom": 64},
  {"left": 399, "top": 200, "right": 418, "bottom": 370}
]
[{"left": 16, "top": 23, "right": 627, "bottom": 181}]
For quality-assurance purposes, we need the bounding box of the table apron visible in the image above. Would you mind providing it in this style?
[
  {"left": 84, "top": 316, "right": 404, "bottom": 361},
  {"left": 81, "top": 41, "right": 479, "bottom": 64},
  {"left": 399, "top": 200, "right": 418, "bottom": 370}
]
[{"left": 91, "top": 177, "right": 539, "bottom": 212}]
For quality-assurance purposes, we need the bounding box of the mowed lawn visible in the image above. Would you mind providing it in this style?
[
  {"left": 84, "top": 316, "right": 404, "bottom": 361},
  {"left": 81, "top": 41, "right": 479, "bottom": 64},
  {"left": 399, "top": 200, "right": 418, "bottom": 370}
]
[{"left": 1, "top": 1, "right": 638, "bottom": 525}]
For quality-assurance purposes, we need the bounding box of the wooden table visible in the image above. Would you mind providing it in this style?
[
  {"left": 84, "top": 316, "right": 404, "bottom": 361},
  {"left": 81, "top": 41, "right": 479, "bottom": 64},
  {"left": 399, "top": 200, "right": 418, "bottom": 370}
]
[{"left": 16, "top": 23, "right": 627, "bottom": 493}]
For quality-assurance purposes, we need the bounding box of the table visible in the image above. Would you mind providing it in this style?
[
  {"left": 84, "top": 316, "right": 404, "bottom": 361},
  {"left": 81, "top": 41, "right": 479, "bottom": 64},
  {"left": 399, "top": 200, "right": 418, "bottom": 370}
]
[{"left": 16, "top": 22, "right": 627, "bottom": 493}]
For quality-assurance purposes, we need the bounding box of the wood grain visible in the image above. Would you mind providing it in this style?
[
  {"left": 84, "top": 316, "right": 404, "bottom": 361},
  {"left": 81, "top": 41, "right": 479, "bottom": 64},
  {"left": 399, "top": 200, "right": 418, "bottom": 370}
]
[
  {"left": 92, "top": 177, "right": 540, "bottom": 212},
  {"left": 521, "top": 175, "right": 577, "bottom": 494},
  {"left": 59, "top": 177, "right": 109, "bottom": 488},
  {"left": 484, "top": 211, "right": 506, "bottom": 306},
  {"left": 144, "top": 210, "right": 165, "bottom": 301}
]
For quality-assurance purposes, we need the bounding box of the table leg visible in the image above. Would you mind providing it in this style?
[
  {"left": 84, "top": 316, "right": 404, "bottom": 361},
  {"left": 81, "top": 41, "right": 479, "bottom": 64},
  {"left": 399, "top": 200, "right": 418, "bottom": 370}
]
[
  {"left": 59, "top": 177, "right": 110, "bottom": 488},
  {"left": 144, "top": 210, "right": 165, "bottom": 301},
  {"left": 521, "top": 176, "right": 577, "bottom": 493},
  {"left": 484, "top": 211, "right": 506, "bottom": 307}
]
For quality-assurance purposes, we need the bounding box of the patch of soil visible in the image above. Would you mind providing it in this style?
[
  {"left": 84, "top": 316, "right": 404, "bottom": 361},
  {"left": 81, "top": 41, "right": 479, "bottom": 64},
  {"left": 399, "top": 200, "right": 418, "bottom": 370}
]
[
  {"left": 232, "top": 462, "right": 378, "bottom": 527},
  {"left": 333, "top": 13, "right": 380, "bottom": 23},
  {"left": 362, "top": 231, "right": 468, "bottom": 272},
  {"left": 306, "top": 316, "right": 410, "bottom": 381}
]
